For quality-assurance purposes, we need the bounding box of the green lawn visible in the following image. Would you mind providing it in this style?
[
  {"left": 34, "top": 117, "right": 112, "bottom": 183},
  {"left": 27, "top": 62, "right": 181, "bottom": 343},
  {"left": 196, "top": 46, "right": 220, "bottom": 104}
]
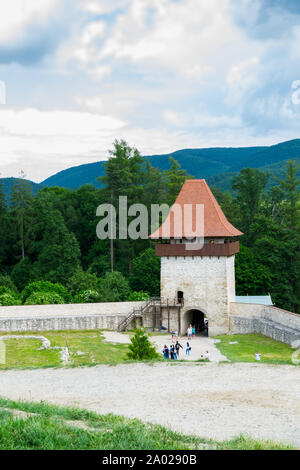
[
  {"left": 0, "top": 398, "right": 293, "bottom": 450},
  {"left": 0, "top": 330, "right": 129, "bottom": 369},
  {"left": 214, "top": 333, "right": 297, "bottom": 365}
]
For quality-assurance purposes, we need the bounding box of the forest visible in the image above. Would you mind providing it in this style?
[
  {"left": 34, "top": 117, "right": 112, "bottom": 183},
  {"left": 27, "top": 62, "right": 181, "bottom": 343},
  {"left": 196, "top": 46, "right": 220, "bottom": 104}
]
[{"left": 0, "top": 140, "right": 299, "bottom": 313}]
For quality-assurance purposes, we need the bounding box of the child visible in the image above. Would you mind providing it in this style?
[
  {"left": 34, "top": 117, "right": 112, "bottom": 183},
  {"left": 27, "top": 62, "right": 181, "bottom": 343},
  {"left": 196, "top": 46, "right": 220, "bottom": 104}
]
[
  {"left": 192, "top": 326, "right": 195, "bottom": 337},
  {"left": 162, "top": 345, "right": 169, "bottom": 360},
  {"left": 186, "top": 342, "right": 191, "bottom": 356},
  {"left": 255, "top": 352, "right": 261, "bottom": 361}
]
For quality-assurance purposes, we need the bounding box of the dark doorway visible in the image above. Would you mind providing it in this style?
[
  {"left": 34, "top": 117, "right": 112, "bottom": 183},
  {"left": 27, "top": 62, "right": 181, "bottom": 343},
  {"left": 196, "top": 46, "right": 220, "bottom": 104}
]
[
  {"left": 177, "top": 291, "right": 184, "bottom": 305},
  {"left": 185, "top": 309, "right": 208, "bottom": 336}
]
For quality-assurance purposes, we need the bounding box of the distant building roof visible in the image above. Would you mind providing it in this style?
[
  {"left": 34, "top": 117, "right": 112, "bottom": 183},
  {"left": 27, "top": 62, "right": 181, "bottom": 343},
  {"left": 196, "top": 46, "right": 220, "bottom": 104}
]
[
  {"left": 235, "top": 296, "right": 273, "bottom": 306},
  {"left": 150, "top": 179, "right": 243, "bottom": 239}
]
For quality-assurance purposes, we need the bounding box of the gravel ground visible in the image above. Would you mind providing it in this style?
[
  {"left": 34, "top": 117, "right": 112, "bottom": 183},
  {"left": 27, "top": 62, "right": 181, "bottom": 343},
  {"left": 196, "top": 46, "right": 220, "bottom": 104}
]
[
  {"left": 102, "top": 331, "right": 228, "bottom": 362},
  {"left": 0, "top": 362, "right": 299, "bottom": 447}
]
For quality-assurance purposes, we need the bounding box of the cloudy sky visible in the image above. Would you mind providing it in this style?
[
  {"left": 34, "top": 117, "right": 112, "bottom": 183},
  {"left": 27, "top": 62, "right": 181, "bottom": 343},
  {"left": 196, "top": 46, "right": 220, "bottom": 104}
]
[{"left": 1, "top": 0, "right": 300, "bottom": 182}]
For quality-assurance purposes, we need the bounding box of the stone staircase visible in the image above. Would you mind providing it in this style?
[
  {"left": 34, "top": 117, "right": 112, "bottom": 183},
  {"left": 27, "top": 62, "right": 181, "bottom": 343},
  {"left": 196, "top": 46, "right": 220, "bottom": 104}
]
[{"left": 117, "top": 298, "right": 161, "bottom": 332}]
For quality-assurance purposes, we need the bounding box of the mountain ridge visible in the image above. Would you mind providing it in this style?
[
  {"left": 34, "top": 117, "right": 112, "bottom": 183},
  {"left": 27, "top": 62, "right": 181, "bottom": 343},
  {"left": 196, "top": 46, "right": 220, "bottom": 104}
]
[{"left": 1, "top": 138, "right": 300, "bottom": 198}]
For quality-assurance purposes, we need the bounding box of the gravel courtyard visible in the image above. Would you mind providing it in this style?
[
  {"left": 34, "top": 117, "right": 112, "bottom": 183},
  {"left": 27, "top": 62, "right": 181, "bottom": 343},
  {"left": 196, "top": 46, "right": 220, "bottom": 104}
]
[{"left": 0, "top": 362, "right": 299, "bottom": 448}]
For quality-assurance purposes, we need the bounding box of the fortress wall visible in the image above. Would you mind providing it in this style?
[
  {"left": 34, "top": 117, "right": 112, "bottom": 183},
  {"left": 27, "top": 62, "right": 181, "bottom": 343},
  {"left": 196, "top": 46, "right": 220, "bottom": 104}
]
[
  {"left": 0, "top": 302, "right": 144, "bottom": 332},
  {"left": 229, "top": 303, "right": 300, "bottom": 346}
]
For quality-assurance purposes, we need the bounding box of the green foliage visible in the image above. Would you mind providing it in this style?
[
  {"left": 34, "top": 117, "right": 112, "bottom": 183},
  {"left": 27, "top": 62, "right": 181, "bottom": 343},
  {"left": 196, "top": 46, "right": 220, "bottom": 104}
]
[
  {"left": 235, "top": 245, "right": 273, "bottom": 295},
  {"left": 0, "top": 139, "right": 298, "bottom": 314},
  {"left": 0, "top": 275, "right": 18, "bottom": 293},
  {"left": 10, "top": 258, "right": 39, "bottom": 291},
  {"left": 163, "top": 157, "right": 192, "bottom": 206},
  {"left": 24, "top": 292, "right": 65, "bottom": 305},
  {"left": 0, "top": 292, "right": 21, "bottom": 306},
  {"left": 127, "top": 328, "right": 160, "bottom": 360},
  {"left": 128, "top": 291, "right": 150, "bottom": 301},
  {"left": 21, "top": 281, "right": 70, "bottom": 304},
  {"left": 130, "top": 248, "right": 160, "bottom": 296},
  {"left": 73, "top": 290, "right": 101, "bottom": 303},
  {"left": 232, "top": 167, "right": 269, "bottom": 242},
  {"left": 98, "top": 271, "right": 130, "bottom": 302},
  {"left": 67, "top": 267, "right": 100, "bottom": 297}
]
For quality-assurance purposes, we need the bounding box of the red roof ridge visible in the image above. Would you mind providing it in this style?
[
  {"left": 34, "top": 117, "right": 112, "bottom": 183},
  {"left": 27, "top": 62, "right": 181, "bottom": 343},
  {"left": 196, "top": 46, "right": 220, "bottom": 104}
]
[{"left": 149, "top": 178, "right": 243, "bottom": 239}]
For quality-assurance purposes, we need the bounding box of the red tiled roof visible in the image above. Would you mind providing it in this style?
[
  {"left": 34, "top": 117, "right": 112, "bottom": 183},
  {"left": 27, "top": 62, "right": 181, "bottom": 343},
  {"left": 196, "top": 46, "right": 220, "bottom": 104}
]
[{"left": 149, "top": 179, "right": 243, "bottom": 238}]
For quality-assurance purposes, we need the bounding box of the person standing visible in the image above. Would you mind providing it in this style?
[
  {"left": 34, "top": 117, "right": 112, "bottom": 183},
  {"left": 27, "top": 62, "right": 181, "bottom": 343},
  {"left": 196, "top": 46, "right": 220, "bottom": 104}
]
[
  {"left": 175, "top": 340, "right": 183, "bottom": 358},
  {"left": 186, "top": 342, "right": 191, "bottom": 356},
  {"left": 187, "top": 325, "right": 192, "bottom": 340},
  {"left": 192, "top": 326, "right": 196, "bottom": 337}
]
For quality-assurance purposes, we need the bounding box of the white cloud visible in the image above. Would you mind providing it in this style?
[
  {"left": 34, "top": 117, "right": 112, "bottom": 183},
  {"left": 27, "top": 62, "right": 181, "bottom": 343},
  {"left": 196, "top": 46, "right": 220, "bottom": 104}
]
[
  {"left": 81, "top": 0, "right": 129, "bottom": 15},
  {"left": 0, "top": 0, "right": 60, "bottom": 43},
  {"left": 0, "top": 108, "right": 125, "bottom": 181}
]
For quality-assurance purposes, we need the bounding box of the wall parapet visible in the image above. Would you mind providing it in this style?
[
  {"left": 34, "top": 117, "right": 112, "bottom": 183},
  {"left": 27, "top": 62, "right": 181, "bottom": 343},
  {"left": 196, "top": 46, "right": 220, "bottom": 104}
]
[
  {"left": 229, "top": 302, "right": 300, "bottom": 345},
  {"left": 0, "top": 302, "right": 145, "bottom": 332}
]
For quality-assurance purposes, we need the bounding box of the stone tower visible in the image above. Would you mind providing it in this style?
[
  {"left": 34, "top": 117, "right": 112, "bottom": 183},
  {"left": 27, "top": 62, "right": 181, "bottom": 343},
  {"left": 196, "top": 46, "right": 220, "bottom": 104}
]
[{"left": 150, "top": 179, "right": 243, "bottom": 336}]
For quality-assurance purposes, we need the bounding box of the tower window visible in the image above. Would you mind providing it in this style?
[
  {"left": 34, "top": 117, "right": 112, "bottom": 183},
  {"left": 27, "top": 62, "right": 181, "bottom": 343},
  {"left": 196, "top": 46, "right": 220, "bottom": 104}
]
[{"left": 177, "top": 291, "right": 184, "bottom": 304}]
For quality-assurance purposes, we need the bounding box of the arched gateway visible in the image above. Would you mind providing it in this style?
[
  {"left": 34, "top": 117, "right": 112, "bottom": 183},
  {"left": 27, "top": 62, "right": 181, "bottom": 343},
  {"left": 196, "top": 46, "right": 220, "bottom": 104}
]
[
  {"left": 149, "top": 179, "right": 243, "bottom": 337},
  {"left": 184, "top": 308, "right": 208, "bottom": 336}
]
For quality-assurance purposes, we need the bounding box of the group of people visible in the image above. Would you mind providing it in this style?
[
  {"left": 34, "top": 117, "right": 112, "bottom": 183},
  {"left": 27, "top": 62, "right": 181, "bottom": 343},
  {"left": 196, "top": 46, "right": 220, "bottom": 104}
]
[{"left": 162, "top": 340, "right": 190, "bottom": 360}]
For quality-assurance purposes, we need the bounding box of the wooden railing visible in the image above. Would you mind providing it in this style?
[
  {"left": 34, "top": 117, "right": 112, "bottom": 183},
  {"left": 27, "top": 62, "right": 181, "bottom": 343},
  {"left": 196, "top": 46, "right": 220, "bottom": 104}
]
[{"left": 155, "top": 241, "right": 240, "bottom": 257}]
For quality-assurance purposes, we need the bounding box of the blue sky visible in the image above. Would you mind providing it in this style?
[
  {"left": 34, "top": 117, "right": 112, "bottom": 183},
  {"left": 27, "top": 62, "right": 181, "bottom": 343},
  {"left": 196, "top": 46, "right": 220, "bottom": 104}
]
[{"left": 1, "top": 0, "right": 300, "bottom": 181}]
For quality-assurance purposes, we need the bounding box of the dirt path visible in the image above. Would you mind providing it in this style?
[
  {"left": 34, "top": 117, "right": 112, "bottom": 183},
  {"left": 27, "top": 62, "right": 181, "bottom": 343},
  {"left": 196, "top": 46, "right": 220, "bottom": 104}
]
[
  {"left": 102, "top": 331, "right": 228, "bottom": 362},
  {"left": 0, "top": 362, "right": 299, "bottom": 447}
]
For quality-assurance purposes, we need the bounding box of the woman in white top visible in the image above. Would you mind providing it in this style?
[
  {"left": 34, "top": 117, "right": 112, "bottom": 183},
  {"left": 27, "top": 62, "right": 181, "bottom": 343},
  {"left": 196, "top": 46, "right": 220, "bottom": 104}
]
[{"left": 187, "top": 326, "right": 192, "bottom": 339}]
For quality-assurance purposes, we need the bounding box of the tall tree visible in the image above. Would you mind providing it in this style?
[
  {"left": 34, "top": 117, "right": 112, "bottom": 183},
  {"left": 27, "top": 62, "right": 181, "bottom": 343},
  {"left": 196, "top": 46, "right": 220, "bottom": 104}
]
[
  {"left": 274, "top": 160, "right": 300, "bottom": 230},
  {"left": 163, "top": 157, "right": 192, "bottom": 206},
  {"left": 232, "top": 168, "right": 269, "bottom": 243},
  {"left": 10, "top": 171, "right": 33, "bottom": 260}
]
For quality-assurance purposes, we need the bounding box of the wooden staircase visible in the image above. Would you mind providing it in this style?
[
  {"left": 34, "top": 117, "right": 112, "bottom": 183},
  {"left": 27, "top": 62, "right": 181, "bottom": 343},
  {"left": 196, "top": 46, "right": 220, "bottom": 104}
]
[{"left": 117, "top": 298, "right": 161, "bottom": 332}]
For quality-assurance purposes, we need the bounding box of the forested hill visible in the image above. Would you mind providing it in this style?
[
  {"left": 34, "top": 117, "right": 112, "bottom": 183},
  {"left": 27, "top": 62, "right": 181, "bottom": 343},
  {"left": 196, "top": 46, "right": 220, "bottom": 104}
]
[{"left": 2, "top": 138, "right": 300, "bottom": 197}]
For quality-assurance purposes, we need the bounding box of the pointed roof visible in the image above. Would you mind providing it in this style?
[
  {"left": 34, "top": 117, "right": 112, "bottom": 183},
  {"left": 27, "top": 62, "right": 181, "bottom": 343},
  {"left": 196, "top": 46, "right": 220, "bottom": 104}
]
[{"left": 150, "top": 179, "right": 243, "bottom": 239}]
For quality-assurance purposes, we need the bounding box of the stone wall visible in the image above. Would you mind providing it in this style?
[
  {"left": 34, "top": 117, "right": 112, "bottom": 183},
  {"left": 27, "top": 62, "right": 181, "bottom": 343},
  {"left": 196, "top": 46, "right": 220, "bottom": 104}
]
[
  {"left": 161, "top": 255, "right": 236, "bottom": 336},
  {"left": 0, "top": 302, "right": 144, "bottom": 332},
  {"left": 229, "top": 302, "right": 300, "bottom": 345}
]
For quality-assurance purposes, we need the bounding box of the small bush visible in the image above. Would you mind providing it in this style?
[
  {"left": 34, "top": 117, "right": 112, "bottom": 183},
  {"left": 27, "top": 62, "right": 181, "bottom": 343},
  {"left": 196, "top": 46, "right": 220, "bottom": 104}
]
[
  {"left": 0, "top": 275, "right": 18, "bottom": 293},
  {"left": 73, "top": 290, "right": 101, "bottom": 303},
  {"left": 0, "top": 292, "right": 21, "bottom": 306},
  {"left": 127, "top": 328, "right": 160, "bottom": 361},
  {"left": 25, "top": 292, "right": 65, "bottom": 305},
  {"left": 128, "top": 291, "right": 150, "bottom": 301},
  {"left": 98, "top": 272, "right": 130, "bottom": 302},
  {"left": 67, "top": 268, "right": 100, "bottom": 297},
  {"left": 21, "top": 281, "right": 71, "bottom": 304}
]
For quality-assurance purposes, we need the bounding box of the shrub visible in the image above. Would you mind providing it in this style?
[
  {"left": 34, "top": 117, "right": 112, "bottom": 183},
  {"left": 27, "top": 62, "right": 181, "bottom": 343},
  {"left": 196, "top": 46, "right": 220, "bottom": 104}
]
[
  {"left": 25, "top": 292, "right": 65, "bottom": 305},
  {"left": 10, "top": 258, "right": 36, "bottom": 291},
  {"left": 130, "top": 249, "right": 160, "bottom": 296},
  {"left": 0, "top": 275, "right": 18, "bottom": 293},
  {"left": 67, "top": 268, "right": 100, "bottom": 297},
  {"left": 98, "top": 272, "right": 130, "bottom": 302},
  {"left": 127, "top": 328, "right": 160, "bottom": 361},
  {"left": 0, "top": 292, "right": 21, "bottom": 306},
  {"left": 73, "top": 290, "right": 101, "bottom": 303},
  {"left": 21, "top": 281, "right": 71, "bottom": 304},
  {"left": 128, "top": 291, "right": 150, "bottom": 301}
]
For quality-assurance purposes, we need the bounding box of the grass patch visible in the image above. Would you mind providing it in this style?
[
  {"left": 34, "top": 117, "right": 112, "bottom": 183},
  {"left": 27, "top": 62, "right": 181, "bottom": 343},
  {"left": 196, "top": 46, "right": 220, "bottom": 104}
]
[
  {"left": 0, "top": 330, "right": 129, "bottom": 369},
  {"left": 0, "top": 398, "right": 293, "bottom": 450},
  {"left": 0, "top": 338, "right": 61, "bottom": 369},
  {"left": 214, "top": 333, "right": 297, "bottom": 365}
]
